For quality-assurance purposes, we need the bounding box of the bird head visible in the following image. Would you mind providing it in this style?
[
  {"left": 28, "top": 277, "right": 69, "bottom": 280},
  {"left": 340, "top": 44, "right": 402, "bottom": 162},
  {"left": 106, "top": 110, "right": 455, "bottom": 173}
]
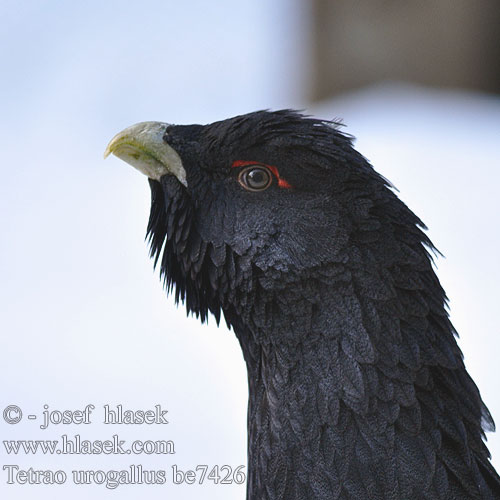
[{"left": 105, "top": 110, "right": 408, "bottom": 326}]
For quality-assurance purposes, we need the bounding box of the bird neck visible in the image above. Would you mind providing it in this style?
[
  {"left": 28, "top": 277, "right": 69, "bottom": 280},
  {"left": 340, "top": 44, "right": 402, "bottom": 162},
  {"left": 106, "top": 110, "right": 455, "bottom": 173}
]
[
  {"left": 230, "top": 254, "right": 492, "bottom": 499},
  {"left": 232, "top": 281, "right": 379, "bottom": 499}
]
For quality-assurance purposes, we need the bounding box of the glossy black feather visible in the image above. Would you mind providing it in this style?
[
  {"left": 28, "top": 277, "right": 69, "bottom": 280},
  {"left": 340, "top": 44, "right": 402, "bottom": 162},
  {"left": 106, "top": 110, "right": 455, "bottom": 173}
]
[{"left": 142, "top": 110, "right": 500, "bottom": 499}]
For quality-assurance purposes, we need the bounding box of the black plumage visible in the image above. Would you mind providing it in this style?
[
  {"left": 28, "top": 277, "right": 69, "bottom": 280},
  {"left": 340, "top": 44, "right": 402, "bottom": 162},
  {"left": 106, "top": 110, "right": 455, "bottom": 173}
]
[{"left": 109, "top": 110, "right": 500, "bottom": 499}]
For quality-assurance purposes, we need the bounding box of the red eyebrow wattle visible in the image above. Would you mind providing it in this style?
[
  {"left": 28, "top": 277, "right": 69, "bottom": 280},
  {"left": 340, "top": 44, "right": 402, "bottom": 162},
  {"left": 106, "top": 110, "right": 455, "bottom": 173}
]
[{"left": 231, "top": 160, "right": 292, "bottom": 189}]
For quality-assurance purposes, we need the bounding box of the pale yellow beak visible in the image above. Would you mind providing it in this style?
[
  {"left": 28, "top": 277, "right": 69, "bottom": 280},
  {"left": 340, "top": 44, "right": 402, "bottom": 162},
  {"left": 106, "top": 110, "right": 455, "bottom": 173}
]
[{"left": 104, "top": 121, "right": 187, "bottom": 186}]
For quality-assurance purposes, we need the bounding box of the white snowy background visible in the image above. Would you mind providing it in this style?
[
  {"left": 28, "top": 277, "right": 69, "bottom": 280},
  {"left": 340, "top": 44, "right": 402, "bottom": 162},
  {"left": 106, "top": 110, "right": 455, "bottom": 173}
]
[{"left": 1, "top": 1, "right": 499, "bottom": 499}]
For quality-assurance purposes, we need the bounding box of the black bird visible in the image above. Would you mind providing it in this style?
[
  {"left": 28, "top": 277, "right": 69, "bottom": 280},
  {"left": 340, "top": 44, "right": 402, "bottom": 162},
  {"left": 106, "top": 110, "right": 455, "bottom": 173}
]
[{"left": 105, "top": 110, "right": 500, "bottom": 499}]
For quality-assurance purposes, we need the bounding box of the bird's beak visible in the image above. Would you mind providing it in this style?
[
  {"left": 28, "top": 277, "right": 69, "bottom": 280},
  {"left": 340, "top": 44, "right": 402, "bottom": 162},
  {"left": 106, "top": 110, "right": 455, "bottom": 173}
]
[{"left": 104, "top": 121, "right": 187, "bottom": 187}]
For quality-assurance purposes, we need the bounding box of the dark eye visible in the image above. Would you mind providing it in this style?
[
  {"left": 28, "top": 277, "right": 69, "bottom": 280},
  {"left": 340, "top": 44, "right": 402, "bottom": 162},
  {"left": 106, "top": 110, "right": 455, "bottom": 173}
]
[{"left": 238, "top": 166, "right": 272, "bottom": 192}]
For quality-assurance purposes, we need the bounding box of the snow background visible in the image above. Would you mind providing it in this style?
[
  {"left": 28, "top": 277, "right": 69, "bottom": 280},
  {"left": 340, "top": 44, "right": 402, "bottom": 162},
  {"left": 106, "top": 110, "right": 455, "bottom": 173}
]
[{"left": 1, "top": 1, "right": 499, "bottom": 499}]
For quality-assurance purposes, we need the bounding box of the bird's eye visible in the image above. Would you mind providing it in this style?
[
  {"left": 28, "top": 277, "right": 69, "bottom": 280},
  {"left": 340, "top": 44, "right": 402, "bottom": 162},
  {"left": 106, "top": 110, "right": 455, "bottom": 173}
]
[{"left": 238, "top": 166, "right": 272, "bottom": 192}]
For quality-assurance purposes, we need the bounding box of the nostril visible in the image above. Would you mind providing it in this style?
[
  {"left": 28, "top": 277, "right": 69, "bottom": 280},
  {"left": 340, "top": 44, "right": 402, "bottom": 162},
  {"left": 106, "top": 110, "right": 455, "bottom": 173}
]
[{"left": 162, "top": 126, "right": 172, "bottom": 142}]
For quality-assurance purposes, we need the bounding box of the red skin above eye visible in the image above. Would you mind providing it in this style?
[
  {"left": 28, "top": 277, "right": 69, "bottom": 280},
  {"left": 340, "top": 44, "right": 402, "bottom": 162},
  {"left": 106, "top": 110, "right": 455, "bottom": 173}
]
[{"left": 231, "top": 160, "right": 293, "bottom": 189}]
